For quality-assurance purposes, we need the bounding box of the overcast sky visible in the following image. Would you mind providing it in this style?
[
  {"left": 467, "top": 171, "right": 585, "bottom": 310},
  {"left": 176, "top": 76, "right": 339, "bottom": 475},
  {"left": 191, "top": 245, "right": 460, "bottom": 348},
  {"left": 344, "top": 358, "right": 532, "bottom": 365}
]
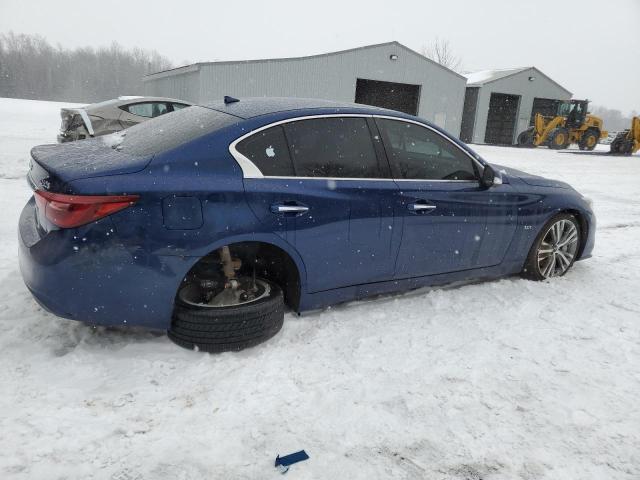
[{"left": 1, "top": 0, "right": 638, "bottom": 113}]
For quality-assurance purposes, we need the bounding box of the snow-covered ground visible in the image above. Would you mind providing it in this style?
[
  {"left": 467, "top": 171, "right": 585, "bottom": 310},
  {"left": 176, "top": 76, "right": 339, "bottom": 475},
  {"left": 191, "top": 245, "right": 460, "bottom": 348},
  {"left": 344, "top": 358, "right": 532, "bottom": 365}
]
[{"left": 0, "top": 97, "right": 638, "bottom": 480}]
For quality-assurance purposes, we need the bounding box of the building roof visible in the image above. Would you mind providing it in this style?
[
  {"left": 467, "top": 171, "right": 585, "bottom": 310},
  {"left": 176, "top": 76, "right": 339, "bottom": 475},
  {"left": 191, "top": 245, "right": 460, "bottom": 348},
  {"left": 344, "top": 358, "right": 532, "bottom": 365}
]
[
  {"left": 464, "top": 66, "right": 572, "bottom": 96},
  {"left": 144, "top": 41, "right": 466, "bottom": 81},
  {"left": 201, "top": 96, "right": 401, "bottom": 119},
  {"left": 464, "top": 67, "right": 531, "bottom": 86}
]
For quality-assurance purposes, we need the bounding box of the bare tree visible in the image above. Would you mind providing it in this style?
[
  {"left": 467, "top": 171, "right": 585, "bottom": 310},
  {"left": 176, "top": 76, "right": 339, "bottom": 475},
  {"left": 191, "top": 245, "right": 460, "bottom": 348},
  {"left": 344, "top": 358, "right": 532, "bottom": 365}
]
[
  {"left": 0, "top": 31, "right": 172, "bottom": 103},
  {"left": 421, "top": 38, "right": 462, "bottom": 72}
]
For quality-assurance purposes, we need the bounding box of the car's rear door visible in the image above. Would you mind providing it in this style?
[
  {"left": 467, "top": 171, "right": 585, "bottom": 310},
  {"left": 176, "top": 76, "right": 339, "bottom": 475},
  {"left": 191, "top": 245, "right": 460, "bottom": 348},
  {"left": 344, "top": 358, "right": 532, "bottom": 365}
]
[
  {"left": 238, "top": 116, "right": 401, "bottom": 293},
  {"left": 375, "top": 117, "right": 518, "bottom": 278}
]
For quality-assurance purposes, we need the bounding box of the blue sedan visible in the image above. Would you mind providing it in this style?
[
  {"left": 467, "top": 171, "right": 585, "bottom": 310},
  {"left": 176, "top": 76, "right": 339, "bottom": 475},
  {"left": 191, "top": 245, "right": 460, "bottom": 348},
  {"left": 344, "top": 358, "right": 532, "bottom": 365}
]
[{"left": 19, "top": 97, "right": 595, "bottom": 352}]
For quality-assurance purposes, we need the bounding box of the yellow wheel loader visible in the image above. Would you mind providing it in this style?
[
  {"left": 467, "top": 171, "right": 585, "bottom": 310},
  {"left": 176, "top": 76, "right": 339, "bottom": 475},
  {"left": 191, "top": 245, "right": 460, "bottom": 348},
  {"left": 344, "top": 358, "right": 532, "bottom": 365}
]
[
  {"left": 610, "top": 117, "right": 640, "bottom": 155},
  {"left": 517, "top": 99, "right": 607, "bottom": 150}
]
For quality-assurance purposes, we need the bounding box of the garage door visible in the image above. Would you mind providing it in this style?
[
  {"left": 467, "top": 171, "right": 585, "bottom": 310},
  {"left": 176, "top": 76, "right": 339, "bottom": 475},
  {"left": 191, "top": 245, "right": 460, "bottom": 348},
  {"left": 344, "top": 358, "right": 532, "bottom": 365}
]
[
  {"left": 484, "top": 93, "right": 520, "bottom": 145},
  {"left": 530, "top": 97, "right": 561, "bottom": 125},
  {"left": 355, "top": 78, "right": 420, "bottom": 116}
]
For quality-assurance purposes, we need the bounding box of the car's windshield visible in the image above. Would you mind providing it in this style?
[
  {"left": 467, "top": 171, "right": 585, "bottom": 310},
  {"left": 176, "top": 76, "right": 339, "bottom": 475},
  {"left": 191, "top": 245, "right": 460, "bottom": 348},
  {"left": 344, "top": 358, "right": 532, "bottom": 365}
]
[{"left": 107, "top": 105, "right": 238, "bottom": 156}]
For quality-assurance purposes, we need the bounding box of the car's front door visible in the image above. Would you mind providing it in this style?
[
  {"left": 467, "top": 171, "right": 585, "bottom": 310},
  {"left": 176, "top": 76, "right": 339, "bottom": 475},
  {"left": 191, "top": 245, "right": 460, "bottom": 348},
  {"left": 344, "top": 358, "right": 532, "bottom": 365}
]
[
  {"left": 375, "top": 117, "right": 518, "bottom": 278},
  {"left": 238, "top": 116, "right": 400, "bottom": 293}
]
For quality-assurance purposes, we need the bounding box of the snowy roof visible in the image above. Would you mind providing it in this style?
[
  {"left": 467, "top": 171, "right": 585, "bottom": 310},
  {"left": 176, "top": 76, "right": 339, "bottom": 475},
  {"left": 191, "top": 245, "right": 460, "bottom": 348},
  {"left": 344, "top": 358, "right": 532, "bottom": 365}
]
[
  {"left": 203, "top": 97, "right": 404, "bottom": 119},
  {"left": 463, "top": 66, "right": 572, "bottom": 96},
  {"left": 464, "top": 67, "right": 531, "bottom": 86}
]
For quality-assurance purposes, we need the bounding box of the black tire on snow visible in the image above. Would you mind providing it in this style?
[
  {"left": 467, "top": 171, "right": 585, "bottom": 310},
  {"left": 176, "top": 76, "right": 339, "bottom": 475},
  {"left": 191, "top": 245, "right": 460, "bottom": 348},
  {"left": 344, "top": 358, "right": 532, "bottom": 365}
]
[
  {"left": 168, "top": 279, "right": 285, "bottom": 353},
  {"left": 579, "top": 129, "right": 599, "bottom": 151},
  {"left": 610, "top": 130, "right": 633, "bottom": 155},
  {"left": 521, "top": 213, "right": 581, "bottom": 281},
  {"left": 517, "top": 128, "right": 536, "bottom": 147},
  {"left": 547, "top": 128, "right": 570, "bottom": 150}
]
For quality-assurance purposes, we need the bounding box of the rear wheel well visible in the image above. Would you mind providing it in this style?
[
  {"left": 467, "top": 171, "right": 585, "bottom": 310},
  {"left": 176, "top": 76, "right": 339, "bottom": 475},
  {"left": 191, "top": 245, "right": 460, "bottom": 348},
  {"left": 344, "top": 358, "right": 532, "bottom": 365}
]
[{"left": 180, "top": 242, "right": 301, "bottom": 311}]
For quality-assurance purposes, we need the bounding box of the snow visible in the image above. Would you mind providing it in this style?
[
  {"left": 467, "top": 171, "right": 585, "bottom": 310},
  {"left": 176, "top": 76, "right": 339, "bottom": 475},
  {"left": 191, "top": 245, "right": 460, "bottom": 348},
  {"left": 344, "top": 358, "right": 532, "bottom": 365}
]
[
  {"left": 1, "top": 97, "right": 639, "bottom": 479},
  {"left": 464, "top": 67, "right": 530, "bottom": 86}
]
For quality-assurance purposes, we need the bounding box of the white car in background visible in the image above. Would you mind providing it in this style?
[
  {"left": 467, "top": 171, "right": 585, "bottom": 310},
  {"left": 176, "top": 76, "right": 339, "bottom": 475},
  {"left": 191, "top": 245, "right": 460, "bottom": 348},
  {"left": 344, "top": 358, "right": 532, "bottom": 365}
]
[{"left": 57, "top": 96, "right": 192, "bottom": 142}]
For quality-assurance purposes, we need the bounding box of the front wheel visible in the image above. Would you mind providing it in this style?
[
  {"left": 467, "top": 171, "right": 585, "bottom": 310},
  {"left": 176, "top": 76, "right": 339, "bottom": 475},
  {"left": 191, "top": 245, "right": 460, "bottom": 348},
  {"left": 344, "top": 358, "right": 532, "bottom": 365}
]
[
  {"left": 168, "top": 277, "right": 285, "bottom": 353},
  {"left": 522, "top": 214, "right": 581, "bottom": 280},
  {"left": 579, "top": 130, "right": 599, "bottom": 151},
  {"left": 547, "top": 128, "right": 570, "bottom": 150}
]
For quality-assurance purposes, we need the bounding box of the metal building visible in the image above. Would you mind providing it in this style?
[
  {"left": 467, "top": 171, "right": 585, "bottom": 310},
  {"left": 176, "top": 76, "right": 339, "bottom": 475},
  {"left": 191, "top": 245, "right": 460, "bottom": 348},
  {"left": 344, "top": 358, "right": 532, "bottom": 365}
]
[
  {"left": 460, "top": 67, "right": 572, "bottom": 145},
  {"left": 143, "top": 42, "right": 467, "bottom": 136}
]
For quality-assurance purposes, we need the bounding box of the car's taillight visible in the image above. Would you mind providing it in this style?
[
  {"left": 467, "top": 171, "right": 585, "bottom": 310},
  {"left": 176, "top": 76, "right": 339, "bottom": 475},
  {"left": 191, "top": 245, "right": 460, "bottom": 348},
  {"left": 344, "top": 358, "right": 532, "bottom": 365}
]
[{"left": 34, "top": 190, "right": 139, "bottom": 228}]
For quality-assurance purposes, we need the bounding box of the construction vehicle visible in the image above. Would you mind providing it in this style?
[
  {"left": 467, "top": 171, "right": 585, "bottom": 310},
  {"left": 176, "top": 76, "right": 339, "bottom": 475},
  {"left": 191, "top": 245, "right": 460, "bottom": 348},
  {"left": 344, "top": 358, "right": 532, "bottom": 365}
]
[
  {"left": 609, "top": 117, "right": 640, "bottom": 155},
  {"left": 517, "top": 99, "right": 607, "bottom": 150}
]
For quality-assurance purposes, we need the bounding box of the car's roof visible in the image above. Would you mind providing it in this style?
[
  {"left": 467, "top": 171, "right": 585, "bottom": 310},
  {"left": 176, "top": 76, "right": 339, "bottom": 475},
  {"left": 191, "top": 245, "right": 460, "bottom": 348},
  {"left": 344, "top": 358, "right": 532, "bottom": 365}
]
[
  {"left": 200, "top": 97, "right": 403, "bottom": 120},
  {"left": 84, "top": 96, "right": 192, "bottom": 112}
]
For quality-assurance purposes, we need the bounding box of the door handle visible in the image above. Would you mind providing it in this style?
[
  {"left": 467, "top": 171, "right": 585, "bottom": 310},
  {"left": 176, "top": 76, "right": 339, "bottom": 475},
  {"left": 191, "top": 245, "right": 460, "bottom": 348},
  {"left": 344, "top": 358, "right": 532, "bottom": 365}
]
[
  {"left": 407, "top": 202, "right": 436, "bottom": 213},
  {"left": 270, "top": 203, "right": 309, "bottom": 214}
]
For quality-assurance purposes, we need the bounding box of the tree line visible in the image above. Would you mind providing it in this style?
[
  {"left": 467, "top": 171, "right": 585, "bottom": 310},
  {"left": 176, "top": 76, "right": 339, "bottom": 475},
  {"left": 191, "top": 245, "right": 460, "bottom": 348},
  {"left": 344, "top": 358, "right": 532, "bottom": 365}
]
[
  {"left": 0, "top": 32, "right": 172, "bottom": 103},
  {"left": 590, "top": 105, "right": 638, "bottom": 133}
]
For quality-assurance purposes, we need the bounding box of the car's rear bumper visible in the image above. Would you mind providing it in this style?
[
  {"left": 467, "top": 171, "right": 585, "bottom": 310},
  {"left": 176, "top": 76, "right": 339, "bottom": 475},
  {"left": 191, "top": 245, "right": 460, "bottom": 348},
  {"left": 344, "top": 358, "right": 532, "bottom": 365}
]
[{"left": 18, "top": 196, "right": 191, "bottom": 329}]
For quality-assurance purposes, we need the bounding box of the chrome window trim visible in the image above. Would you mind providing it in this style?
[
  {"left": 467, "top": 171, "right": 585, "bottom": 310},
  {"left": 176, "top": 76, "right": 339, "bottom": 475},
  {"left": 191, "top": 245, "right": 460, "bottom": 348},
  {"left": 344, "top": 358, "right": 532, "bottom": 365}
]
[
  {"left": 228, "top": 113, "right": 484, "bottom": 182},
  {"left": 243, "top": 176, "right": 475, "bottom": 183}
]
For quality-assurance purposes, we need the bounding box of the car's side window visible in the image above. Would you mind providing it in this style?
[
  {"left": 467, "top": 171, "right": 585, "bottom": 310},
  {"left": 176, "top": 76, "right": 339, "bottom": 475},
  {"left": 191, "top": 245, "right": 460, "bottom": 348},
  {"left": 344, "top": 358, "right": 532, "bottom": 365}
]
[
  {"left": 236, "top": 125, "right": 295, "bottom": 176},
  {"left": 172, "top": 103, "right": 189, "bottom": 111},
  {"left": 376, "top": 118, "right": 477, "bottom": 181},
  {"left": 283, "top": 117, "right": 381, "bottom": 178},
  {"left": 126, "top": 102, "right": 169, "bottom": 118}
]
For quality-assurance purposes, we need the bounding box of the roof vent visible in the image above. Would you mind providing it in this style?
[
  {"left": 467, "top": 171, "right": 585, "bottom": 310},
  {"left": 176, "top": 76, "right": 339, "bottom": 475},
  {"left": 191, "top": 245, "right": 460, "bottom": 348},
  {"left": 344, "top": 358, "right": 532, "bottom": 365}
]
[{"left": 224, "top": 96, "right": 240, "bottom": 104}]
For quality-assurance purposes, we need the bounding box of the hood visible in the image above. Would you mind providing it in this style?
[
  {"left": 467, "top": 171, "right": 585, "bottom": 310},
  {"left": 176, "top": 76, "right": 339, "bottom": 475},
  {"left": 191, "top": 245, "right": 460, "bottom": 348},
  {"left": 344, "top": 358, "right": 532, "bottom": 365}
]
[
  {"left": 493, "top": 164, "right": 572, "bottom": 189},
  {"left": 30, "top": 135, "right": 152, "bottom": 185}
]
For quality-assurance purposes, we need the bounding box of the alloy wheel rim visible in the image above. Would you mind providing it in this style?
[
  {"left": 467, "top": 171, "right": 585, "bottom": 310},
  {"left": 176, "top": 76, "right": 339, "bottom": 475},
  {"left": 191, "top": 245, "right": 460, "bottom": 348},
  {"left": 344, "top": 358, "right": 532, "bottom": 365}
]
[{"left": 537, "top": 219, "right": 579, "bottom": 278}]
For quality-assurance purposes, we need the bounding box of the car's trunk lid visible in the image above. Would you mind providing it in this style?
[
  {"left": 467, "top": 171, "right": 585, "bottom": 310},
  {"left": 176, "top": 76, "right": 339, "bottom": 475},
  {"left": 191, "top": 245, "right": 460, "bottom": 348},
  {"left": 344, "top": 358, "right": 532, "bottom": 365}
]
[
  {"left": 28, "top": 136, "right": 150, "bottom": 235},
  {"left": 29, "top": 135, "right": 152, "bottom": 190},
  {"left": 60, "top": 107, "right": 93, "bottom": 135}
]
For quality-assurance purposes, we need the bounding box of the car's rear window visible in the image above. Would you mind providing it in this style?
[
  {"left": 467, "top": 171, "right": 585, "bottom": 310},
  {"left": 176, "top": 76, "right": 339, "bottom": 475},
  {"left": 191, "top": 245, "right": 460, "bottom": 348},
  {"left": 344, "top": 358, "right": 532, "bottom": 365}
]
[{"left": 108, "top": 106, "right": 238, "bottom": 156}]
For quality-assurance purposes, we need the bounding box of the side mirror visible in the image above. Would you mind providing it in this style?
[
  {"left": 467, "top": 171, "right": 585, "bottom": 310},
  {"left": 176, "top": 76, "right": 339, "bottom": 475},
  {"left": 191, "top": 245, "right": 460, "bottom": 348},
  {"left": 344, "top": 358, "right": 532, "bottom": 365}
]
[{"left": 480, "top": 164, "right": 496, "bottom": 188}]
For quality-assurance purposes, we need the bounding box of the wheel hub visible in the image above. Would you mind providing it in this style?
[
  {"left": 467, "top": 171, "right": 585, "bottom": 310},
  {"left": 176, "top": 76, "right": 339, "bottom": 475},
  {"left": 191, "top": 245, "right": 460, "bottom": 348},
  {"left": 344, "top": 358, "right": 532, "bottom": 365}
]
[
  {"left": 537, "top": 219, "right": 579, "bottom": 278},
  {"left": 179, "top": 277, "right": 270, "bottom": 308}
]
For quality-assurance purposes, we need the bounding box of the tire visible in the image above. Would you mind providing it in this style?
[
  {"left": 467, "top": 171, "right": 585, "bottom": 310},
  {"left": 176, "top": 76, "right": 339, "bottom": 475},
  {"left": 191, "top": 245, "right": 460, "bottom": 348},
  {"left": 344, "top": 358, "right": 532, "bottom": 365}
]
[
  {"left": 579, "top": 129, "right": 599, "bottom": 151},
  {"left": 522, "top": 213, "right": 581, "bottom": 281},
  {"left": 517, "top": 128, "right": 536, "bottom": 147},
  {"left": 168, "top": 278, "right": 285, "bottom": 353},
  {"left": 610, "top": 130, "right": 633, "bottom": 155},
  {"left": 547, "top": 128, "right": 570, "bottom": 150}
]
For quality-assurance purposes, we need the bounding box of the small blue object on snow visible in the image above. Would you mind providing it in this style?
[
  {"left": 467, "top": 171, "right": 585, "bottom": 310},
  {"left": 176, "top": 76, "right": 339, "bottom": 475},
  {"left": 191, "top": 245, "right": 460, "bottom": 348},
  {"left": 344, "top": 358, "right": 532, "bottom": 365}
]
[{"left": 275, "top": 450, "right": 309, "bottom": 474}]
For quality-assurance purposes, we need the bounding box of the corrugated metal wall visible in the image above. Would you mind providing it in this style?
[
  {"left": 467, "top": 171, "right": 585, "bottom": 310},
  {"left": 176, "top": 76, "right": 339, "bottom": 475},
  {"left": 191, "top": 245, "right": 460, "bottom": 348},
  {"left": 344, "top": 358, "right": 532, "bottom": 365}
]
[
  {"left": 469, "top": 68, "right": 572, "bottom": 144},
  {"left": 143, "top": 43, "right": 467, "bottom": 137},
  {"left": 144, "top": 68, "right": 200, "bottom": 103}
]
